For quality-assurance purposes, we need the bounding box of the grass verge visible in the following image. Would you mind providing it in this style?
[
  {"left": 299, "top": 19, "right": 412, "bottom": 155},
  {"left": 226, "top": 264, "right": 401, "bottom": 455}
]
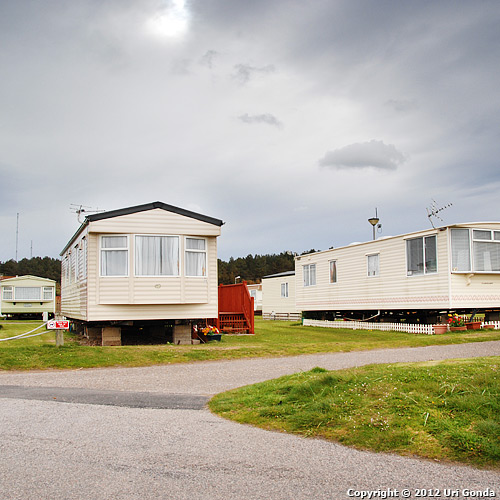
[
  {"left": 209, "top": 357, "right": 500, "bottom": 468},
  {"left": 1, "top": 318, "right": 500, "bottom": 371}
]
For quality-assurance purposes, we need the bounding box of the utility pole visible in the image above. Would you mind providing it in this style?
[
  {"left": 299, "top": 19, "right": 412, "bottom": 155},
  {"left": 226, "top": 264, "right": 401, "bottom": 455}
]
[{"left": 15, "top": 213, "right": 19, "bottom": 261}]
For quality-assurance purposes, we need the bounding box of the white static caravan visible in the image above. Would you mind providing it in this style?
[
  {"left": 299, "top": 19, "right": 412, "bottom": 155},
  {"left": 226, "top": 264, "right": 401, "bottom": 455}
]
[
  {"left": 0, "top": 275, "right": 56, "bottom": 319},
  {"left": 261, "top": 271, "right": 301, "bottom": 321},
  {"left": 295, "top": 223, "right": 500, "bottom": 323},
  {"left": 60, "top": 202, "right": 224, "bottom": 345}
]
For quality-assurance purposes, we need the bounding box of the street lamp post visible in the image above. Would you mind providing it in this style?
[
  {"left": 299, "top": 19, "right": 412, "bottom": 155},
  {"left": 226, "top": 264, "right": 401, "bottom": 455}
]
[{"left": 368, "top": 209, "right": 380, "bottom": 241}]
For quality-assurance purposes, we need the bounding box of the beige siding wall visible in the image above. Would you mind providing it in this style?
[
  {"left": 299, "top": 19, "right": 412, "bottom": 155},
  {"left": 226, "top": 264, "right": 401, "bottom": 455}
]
[
  {"left": 89, "top": 209, "right": 221, "bottom": 236},
  {"left": 262, "top": 275, "right": 299, "bottom": 315},
  {"left": 295, "top": 229, "right": 451, "bottom": 311},
  {"left": 449, "top": 272, "right": 500, "bottom": 308},
  {"left": 1, "top": 276, "right": 56, "bottom": 316},
  {"left": 60, "top": 228, "right": 88, "bottom": 321},
  {"left": 61, "top": 209, "right": 220, "bottom": 322}
]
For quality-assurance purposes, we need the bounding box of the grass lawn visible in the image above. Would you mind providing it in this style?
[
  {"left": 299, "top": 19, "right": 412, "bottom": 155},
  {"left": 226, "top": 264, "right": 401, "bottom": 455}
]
[
  {"left": 209, "top": 357, "right": 500, "bottom": 469},
  {"left": 1, "top": 318, "right": 500, "bottom": 371}
]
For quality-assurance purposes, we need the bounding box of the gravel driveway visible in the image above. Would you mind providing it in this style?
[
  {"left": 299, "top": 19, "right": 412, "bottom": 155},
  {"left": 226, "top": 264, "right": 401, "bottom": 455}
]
[{"left": 1, "top": 342, "right": 499, "bottom": 500}]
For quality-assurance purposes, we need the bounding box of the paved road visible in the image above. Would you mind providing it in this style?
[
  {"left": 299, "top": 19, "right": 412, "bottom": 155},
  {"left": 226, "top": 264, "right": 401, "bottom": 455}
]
[{"left": 1, "top": 342, "right": 499, "bottom": 500}]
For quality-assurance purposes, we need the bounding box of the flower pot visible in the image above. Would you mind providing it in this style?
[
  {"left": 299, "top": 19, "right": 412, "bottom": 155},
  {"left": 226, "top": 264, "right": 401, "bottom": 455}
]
[
  {"left": 450, "top": 326, "right": 467, "bottom": 332},
  {"left": 208, "top": 334, "right": 222, "bottom": 341},
  {"left": 482, "top": 324, "right": 495, "bottom": 330},
  {"left": 433, "top": 324, "right": 448, "bottom": 335},
  {"left": 465, "top": 321, "right": 481, "bottom": 330}
]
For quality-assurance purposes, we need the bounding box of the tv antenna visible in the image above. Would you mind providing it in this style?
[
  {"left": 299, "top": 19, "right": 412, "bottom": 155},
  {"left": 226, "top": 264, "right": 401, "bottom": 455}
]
[
  {"left": 70, "top": 204, "right": 105, "bottom": 223},
  {"left": 426, "top": 200, "right": 452, "bottom": 228}
]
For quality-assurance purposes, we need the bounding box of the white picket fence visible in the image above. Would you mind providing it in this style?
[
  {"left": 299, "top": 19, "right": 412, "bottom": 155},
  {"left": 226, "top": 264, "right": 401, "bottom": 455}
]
[{"left": 302, "top": 319, "right": 500, "bottom": 335}]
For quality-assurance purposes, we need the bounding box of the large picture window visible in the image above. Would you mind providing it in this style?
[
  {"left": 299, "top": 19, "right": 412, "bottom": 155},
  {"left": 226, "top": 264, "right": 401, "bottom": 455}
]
[
  {"left": 15, "top": 287, "right": 41, "bottom": 300},
  {"left": 135, "top": 235, "right": 179, "bottom": 276},
  {"left": 303, "top": 264, "right": 316, "bottom": 287},
  {"left": 185, "top": 238, "right": 207, "bottom": 276},
  {"left": 101, "top": 235, "right": 128, "bottom": 276},
  {"left": 451, "top": 228, "right": 500, "bottom": 272},
  {"left": 406, "top": 235, "right": 437, "bottom": 276},
  {"left": 472, "top": 230, "right": 500, "bottom": 272}
]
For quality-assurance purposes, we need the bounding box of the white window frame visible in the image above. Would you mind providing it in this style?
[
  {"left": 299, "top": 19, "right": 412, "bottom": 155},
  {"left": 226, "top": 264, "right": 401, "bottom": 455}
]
[
  {"left": 367, "top": 254, "right": 379, "bottom": 277},
  {"left": 303, "top": 264, "right": 316, "bottom": 287},
  {"left": 281, "top": 282, "right": 289, "bottom": 298},
  {"left": 451, "top": 228, "right": 471, "bottom": 272},
  {"left": 135, "top": 235, "right": 180, "bottom": 277},
  {"left": 450, "top": 228, "right": 500, "bottom": 274},
  {"left": 80, "top": 237, "right": 87, "bottom": 280},
  {"left": 406, "top": 235, "right": 437, "bottom": 276},
  {"left": 100, "top": 235, "right": 129, "bottom": 277},
  {"left": 185, "top": 237, "right": 207, "bottom": 277},
  {"left": 2, "top": 286, "right": 13, "bottom": 301},
  {"left": 471, "top": 229, "right": 500, "bottom": 272},
  {"left": 329, "top": 260, "right": 337, "bottom": 284},
  {"left": 73, "top": 245, "right": 79, "bottom": 282},
  {"left": 43, "top": 287, "right": 54, "bottom": 301},
  {"left": 63, "top": 255, "right": 70, "bottom": 285}
]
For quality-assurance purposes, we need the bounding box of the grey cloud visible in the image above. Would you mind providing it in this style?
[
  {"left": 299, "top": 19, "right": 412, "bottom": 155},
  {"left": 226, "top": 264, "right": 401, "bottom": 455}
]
[
  {"left": 238, "top": 113, "right": 283, "bottom": 128},
  {"left": 319, "top": 140, "right": 406, "bottom": 171},
  {"left": 200, "top": 50, "right": 218, "bottom": 68},
  {"left": 385, "top": 99, "right": 419, "bottom": 113},
  {"left": 232, "top": 64, "right": 275, "bottom": 84}
]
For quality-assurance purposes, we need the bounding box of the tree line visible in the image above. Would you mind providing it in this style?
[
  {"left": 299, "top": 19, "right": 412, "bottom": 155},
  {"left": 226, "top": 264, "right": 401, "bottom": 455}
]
[
  {"left": 0, "top": 257, "right": 61, "bottom": 283},
  {"left": 218, "top": 250, "right": 318, "bottom": 284}
]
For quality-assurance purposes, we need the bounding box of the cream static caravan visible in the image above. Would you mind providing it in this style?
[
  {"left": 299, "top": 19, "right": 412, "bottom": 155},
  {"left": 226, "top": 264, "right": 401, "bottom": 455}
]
[
  {"left": 261, "top": 271, "right": 301, "bottom": 321},
  {"left": 296, "top": 223, "right": 500, "bottom": 324},
  {"left": 0, "top": 275, "right": 56, "bottom": 319},
  {"left": 60, "top": 202, "right": 223, "bottom": 345}
]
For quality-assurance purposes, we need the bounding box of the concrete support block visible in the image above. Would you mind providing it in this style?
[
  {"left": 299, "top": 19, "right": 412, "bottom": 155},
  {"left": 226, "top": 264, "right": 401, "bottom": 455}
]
[
  {"left": 102, "top": 326, "right": 122, "bottom": 346},
  {"left": 173, "top": 324, "right": 192, "bottom": 345},
  {"left": 86, "top": 327, "right": 102, "bottom": 343}
]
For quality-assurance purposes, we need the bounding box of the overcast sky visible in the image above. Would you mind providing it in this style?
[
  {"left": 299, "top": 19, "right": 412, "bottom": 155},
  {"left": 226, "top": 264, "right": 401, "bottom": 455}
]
[{"left": 1, "top": 0, "right": 500, "bottom": 263}]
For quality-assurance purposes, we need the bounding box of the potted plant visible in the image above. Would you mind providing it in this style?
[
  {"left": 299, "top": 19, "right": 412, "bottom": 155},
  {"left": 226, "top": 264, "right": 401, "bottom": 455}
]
[
  {"left": 202, "top": 325, "right": 222, "bottom": 341},
  {"left": 448, "top": 314, "right": 466, "bottom": 332},
  {"left": 433, "top": 324, "right": 448, "bottom": 334}
]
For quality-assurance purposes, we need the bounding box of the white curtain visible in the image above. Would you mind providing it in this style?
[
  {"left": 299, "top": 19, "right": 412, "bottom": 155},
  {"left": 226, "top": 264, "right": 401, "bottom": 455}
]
[
  {"left": 101, "top": 250, "right": 128, "bottom": 276},
  {"left": 304, "top": 264, "right": 316, "bottom": 286},
  {"left": 185, "top": 238, "right": 206, "bottom": 276},
  {"left": 185, "top": 251, "right": 206, "bottom": 276},
  {"left": 367, "top": 254, "right": 379, "bottom": 276},
  {"left": 101, "top": 236, "right": 128, "bottom": 276},
  {"left": 451, "top": 229, "right": 471, "bottom": 271},
  {"left": 406, "top": 238, "right": 423, "bottom": 275},
  {"left": 135, "top": 236, "right": 179, "bottom": 276},
  {"left": 424, "top": 235, "right": 437, "bottom": 273},
  {"left": 474, "top": 242, "right": 500, "bottom": 272},
  {"left": 15, "top": 287, "right": 41, "bottom": 300}
]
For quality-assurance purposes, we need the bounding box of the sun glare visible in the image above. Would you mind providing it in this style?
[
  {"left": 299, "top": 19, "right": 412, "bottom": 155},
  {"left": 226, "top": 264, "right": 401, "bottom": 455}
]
[{"left": 146, "top": 0, "right": 189, "bottom": 38}]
